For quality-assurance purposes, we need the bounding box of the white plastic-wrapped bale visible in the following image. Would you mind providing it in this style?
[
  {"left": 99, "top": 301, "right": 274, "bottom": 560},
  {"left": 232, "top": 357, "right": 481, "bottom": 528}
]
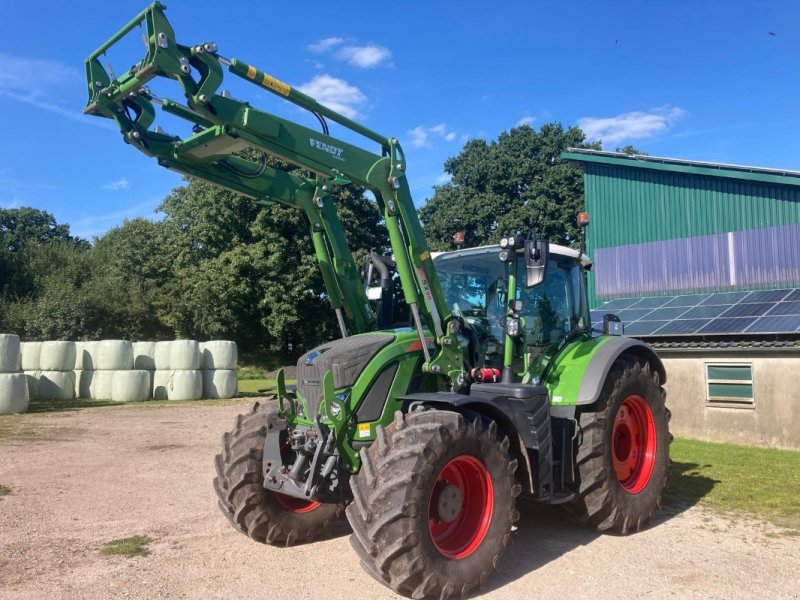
[
  {"left": 167, "top": 369, "right": 202, "bottom": 401},
  {"left": 0, "top": 373, "right": 29, "bottom": 414},
  {"left": 90, "top": 370, "right": 113, "bottom": 400},
  {"left": 0, "top": 334, "right": 21, "bottom": 373},
  {"left": 95, "top": 340, "right": 134, "bottom": 371},
  {"left": 170, "top": 340, "right": 200, "bottom": 370},
  {"left": 110, "top": 370, "right": 150, "bottom": 402},
  {"left": 75, "top": 370, "right": 93, "bottom": 399},
  {"left": 39, "top": 341, "right": 77, "bottom": 371},
  {"left": 38, "top": 371, "right": 76, "bottom": 400},
  {"left": 202, "top": 369, "right": 238, "bottom": 399},
  {"left": 152, "top": 370, "right": 171, "bottom": 400},
  {"left": 20, "top": 341, "right": 42, "bottom": 371},
  {"left": 133, "top": 341, "right": 156, "bottom": 370},
  {"left": 23, "top": 371, "right": 40, "bottom": 400},
  {"left": 200, "top": 341, "right": 238, "bottom": 370},
  {"left": 79, "top": 341, "right": 98, "bottom": 370},
  {"left": 154, "top": 341, "right": 172, "bottom": 370},
  {"left": 74, "top": 341, "right": 86, "bottom": 370}
]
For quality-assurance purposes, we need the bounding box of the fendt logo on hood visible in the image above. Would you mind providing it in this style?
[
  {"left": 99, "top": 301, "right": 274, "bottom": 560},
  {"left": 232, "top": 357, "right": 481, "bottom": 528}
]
[{"left": 309, "top": 138, "right": 344, "bottom": 161}]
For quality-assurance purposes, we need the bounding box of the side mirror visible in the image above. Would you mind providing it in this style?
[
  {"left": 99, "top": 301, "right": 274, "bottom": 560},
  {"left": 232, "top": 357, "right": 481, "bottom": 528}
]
[{"left": 524, "top": 237, "right": 549, "bottom": 287}]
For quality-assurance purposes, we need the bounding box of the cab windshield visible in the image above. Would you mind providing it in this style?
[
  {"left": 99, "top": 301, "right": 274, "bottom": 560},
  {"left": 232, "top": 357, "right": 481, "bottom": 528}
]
[{"left": 434, "top": 247, "right": 588, "bottom": 372}]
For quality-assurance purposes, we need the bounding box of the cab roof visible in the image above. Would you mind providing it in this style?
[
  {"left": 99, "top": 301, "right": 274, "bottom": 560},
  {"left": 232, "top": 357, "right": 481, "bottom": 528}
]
[{"left": 432, "top": 243, "right": 593, "bottom": 268}]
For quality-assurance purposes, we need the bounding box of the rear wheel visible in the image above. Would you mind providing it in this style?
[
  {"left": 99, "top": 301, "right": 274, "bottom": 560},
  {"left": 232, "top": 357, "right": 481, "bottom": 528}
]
[
  {"left": 347, "top": 409, "right": 520, "bottom": 600},
  {"left": 213, "top": 402, "right": 342, "bottom": 545},
  {"left": 563, "top": 357, "right": 671, "bottom": 533}
]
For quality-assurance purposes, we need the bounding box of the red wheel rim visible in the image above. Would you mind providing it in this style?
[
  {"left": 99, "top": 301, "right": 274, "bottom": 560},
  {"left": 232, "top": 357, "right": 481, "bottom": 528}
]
[
  {"left": 273, "top": 493, "right": 321, "bottom": 514},
  {"left": 612, "top": 394, "right": 657, "bottom": 494},
  {"left": 428, "top": 455, "right": 493, "bottom": 560}
]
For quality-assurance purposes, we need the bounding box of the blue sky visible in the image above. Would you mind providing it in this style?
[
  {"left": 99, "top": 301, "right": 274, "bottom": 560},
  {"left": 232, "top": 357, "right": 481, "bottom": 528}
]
[{"left": 1, "top": 0, "right": 798, "bottom": 239}]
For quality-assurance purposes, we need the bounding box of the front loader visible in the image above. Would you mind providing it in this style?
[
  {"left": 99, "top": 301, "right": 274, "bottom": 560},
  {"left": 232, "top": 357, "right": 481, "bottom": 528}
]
[{"left": 84, "top": 5, "right": 671, "bottom": 598}]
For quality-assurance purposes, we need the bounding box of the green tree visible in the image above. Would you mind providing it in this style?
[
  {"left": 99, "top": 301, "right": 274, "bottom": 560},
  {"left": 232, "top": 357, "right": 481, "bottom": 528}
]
[
  {"left": 615, "top": 145, "right": 648, "bottom": 156},
  {"left": 157, "top": 167, "right": 385, "bottom": 354},
  {"left": 419, "top": 123, "right": 600, "bottom": 250}
]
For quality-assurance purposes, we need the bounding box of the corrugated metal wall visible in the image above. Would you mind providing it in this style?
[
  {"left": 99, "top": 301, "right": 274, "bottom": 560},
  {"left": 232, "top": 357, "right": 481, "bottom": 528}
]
[{"left": 584, "top": 163, "right": 800, "bottom": 304}]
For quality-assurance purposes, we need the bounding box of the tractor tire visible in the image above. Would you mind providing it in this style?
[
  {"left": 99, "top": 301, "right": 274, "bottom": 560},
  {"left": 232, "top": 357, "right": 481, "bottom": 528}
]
[
  {"left": 346, "top": 409, "right": 520, "bottom": 600},
  {"left": 563, "top": 356, "right": 671, "bottom": 534},
  {"left": 213, "top": 401, "right": 342, "bottom": 546}
]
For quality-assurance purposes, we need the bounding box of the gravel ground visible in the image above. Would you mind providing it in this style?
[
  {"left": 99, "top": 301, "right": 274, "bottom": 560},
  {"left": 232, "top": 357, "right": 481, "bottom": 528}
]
[{"left": 1, "top": 400, "right": 798, "bottom": 600}]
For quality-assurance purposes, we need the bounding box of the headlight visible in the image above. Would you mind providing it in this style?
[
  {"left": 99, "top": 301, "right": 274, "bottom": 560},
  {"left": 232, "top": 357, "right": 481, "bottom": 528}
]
[{"left": 506, "top": 317, "right": 520, "bottom": 337}]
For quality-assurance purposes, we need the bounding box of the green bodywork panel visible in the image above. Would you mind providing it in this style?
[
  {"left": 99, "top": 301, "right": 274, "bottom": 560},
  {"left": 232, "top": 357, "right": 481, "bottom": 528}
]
[
  {"left": 286, "top": 329, "right": 437, "bottom": 473},
  {"left": 541, "top": 335, "right": 611, "bottom": 407}
]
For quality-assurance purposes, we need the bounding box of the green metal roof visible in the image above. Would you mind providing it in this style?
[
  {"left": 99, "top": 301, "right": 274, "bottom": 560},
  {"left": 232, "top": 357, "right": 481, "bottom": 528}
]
[{"left": 562, "top": 149, "right": 800, "bottom": 188}]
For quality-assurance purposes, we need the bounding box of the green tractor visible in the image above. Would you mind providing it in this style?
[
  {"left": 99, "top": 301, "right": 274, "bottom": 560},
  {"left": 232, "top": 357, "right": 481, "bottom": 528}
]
[{"left": 85, "top": 5, "right": 671, "bottom": 598}]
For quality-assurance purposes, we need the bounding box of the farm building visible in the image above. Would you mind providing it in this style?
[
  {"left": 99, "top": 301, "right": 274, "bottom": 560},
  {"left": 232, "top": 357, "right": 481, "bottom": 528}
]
[{"left": 562, "top": 149, "right": 800, "bottom": 450}]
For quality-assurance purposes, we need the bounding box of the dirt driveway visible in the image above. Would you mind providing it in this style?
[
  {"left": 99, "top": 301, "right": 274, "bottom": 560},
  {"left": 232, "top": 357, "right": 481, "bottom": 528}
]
[{"left": 1, "top": 400, "right": 798, "bottom": 600}]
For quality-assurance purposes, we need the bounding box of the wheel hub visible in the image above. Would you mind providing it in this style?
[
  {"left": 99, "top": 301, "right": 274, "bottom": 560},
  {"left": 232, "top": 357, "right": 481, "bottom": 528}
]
[
  {"left": 436, "top": 484, "right": 463, "bottom": 523},
  {"left": 428, "top": 454, "right": 494, "bottom": 560},
  {"left": 612, "top": 394, "right": 657, "bottom": 494}
]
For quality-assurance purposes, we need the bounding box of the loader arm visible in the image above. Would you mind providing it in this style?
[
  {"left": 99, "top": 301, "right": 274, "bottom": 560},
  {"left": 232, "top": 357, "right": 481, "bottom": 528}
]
[{"left": 83, "top": 2, "right": 465, "bottom": 382}]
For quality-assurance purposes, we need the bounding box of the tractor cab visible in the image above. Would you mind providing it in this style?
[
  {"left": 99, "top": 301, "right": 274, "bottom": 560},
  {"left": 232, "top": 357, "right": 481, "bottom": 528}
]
[{"left": 433, "top": 242, "right": 593, "bottom": 383}]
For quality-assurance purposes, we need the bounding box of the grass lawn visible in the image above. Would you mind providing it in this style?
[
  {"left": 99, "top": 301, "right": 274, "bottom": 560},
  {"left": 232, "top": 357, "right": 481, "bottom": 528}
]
[
  {"left": 666, "top": 438, "right": 800, "bottom": 531},
  {"left": 100, "top": 535, "right": 153, "bottom": 557}
]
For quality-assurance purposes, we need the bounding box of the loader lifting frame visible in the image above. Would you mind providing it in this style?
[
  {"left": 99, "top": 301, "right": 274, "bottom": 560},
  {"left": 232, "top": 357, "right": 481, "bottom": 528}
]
[{"left": 84, "top": 1, "right": 466, "bottom": 385}]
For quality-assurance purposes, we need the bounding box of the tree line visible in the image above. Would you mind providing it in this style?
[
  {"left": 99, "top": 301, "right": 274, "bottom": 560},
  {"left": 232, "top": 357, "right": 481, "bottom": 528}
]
[{"left": 0, "top": 123, "right": 614, "bottom": 355}]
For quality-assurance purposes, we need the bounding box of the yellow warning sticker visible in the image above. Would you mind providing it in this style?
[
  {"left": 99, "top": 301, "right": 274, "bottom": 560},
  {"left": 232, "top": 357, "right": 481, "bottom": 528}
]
[
  {"left": 357, "top": 423, "right": 371, "bottom": 439},
  {"left": 246, "top": 65, "right": 257, "bottom": 80},
  {"left": 262, "top": 73, "right": 291, "bottom": 97},
  {"left": 420, "top": 251, "right": 430, "bottom": 261}
]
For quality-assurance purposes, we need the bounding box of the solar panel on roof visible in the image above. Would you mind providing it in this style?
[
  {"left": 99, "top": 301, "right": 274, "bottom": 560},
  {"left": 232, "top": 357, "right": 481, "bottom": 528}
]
[
  {"left": 679, "top": 305, "right": 728, "bottom": 319},
  {"left": 600, "top": 298, "right": 643, "bottom": 310},
  {"left": 720, "top": 302, "right": 774, "bottom": 318},
  {"left": 642, "top": 307, "right": 692, "bottom": 320},
  {"left": 700, "top": 292, "right": 752, "bottom": 306},
  {"left": 622, "top": 321, "right": 669, "bottom": 336},
  {"left": 745, "top": 315, "right": 800, "bottom": 333},
  {"left": 652, "top": 319, "right": 713, "bottom": 335},
  {"left": 596, "top": 287, "right": 800, "bottom": 336},
  {"left": 697, "top": 317, "right": 758, "bottom": 334},
  {"left": 766, "top": 301, "right": 800, "bottom": 316},
  {"left": 615, "top": 308, "right": 656, "bottom": 322},
  {"left": 632, "top": 297, "right": 676, "bottom": 309},
  {"left": 743, "top": 289, "right": 792, "bottom": 303},
  {"left": 663, "top": 294, "right": 711, "bottom": 307}
]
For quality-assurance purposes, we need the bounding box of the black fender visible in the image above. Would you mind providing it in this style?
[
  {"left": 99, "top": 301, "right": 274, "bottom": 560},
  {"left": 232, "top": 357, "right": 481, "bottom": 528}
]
[
  {"left": 577, "top": 336, "right": 666, "bottom": 406},
  {"left": 399, "top": 390, "right": 550, "bottom": 497}
]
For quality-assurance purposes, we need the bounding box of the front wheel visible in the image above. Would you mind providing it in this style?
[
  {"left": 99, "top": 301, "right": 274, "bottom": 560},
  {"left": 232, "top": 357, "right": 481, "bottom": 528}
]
[
  {"left": 213, "top": 402, "right": 342, "bottom": 545},
  {"left": 563, "top": 357, "right": 671, "bottom": 533},
  {"left": 346, "top": 409, "right": 521, "bottom": 600}
]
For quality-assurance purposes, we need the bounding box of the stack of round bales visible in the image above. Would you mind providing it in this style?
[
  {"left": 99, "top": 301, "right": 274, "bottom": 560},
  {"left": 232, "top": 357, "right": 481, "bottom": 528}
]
[
  {"left": 34, "top": 341, "right": 77, "bottom": 400},
  {"left": 152, "top": 340, "right": 203, "bottom": 401},
  {"left": 0, "top": 334, "right": 28, "bottom": 414},
  {"left": 82, "top": 340, "right": 150, "bottom": 402},
  {"left": 200, "top": 341, "right": 238, "bottom": 399}
]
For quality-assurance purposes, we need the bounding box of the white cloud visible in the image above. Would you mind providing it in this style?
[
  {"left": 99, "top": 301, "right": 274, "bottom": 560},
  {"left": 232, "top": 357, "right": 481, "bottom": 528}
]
[
  {"left": 517, "top": 116, "right": 536, "bottom": 127},
  {"left": 0, "top": 53, "right": 114, "bottom": 128},
  {"left": 103, "top": 178, "right": 129, "bottom": 191},
  {"left": 436, "top": 173, "right": 452, "bottom": 184},
  {"left": 407, "top": 123, "right": 458, "bottom": 148},
  {"left": 0, "top": 53, "right": 76, "bottom": 93},
  {"left": 296, "top": 75, "right": 367, "bottom": 119},
  {"left": 336, "top": 45, "right": 392, "bottom": 69},
  {"left": 308, "top": 37, "right": 346, "bottom": 53},
  {"left": 578, "top": 106, "right": 685, "bottom": 145},
  {"left": 309, "top": 38, "right": 392, "bottom": 69}
]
